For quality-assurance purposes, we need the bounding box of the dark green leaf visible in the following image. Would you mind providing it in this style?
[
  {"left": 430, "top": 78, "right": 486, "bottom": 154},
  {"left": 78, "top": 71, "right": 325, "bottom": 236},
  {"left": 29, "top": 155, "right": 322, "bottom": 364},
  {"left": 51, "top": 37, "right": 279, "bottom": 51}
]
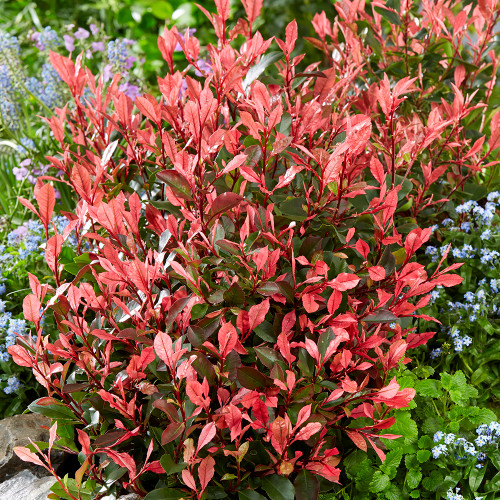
[
  {"left": 243, "top": 51, "right": 283, "bottom": 89},
  {"left": 223, "top": 283, "right": 245, "bottom": 306},
  {"left": 374, "top": 7, "right": 402, "bottom": 25},
  {"left": 237, "top": 366, "right": 273, "bottom": 390},
  {"left": 157, "top": 170, "right": 193, "bottom": 200},
  {"left": 294, "top": 469, "right": 320, "bottom": 500},
  {"left": 238, "top": 491, "right": 268, "bottom": 500},
  {"left": 261, "top": 475, "right": 295, "bottom": 500},
  {"left": 28, "top": 399, "right": 77, "bottom": 421},
  {"left": 144, "top": 488, "right": 186, "bottom": 500}
]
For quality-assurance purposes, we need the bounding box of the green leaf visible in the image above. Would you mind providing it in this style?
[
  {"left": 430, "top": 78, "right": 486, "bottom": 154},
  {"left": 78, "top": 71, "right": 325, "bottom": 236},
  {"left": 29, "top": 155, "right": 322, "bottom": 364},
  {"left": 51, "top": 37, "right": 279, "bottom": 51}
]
[
  {"left": 406, "top": 469, "right": 422, "bottom": 489},
  {"left": 416, "top": 450, "right": 431, "bottom": 463},
  {"left": 28, "top": 399, "right": 77, "bottom": 421},
  {"left": 385, "top": 484, "right": 404, "bottom": 500},
  {"left": 374, "top": 6, "right": 402, "bottom": 25},
  {"left": 382, "top": 412, "right": 418, "bottom": 449},
  {"left": 243, "top": 51, "right": 283, "bottom": 90},
  {"left": 415, "top": 379, "right": 442, "bottom": 398},
  {"left": 157, "top": 170, "right": 193, "bottom": 200},
  {"left": 144, "top": 488, "right": 186, "bottom": 500},
  {"left": 469, "top": 465, "right": 486, "bottom": 492},
  {"left": 261, "top": 475, "right": 295, "bottom": 500},
  {"left": 369, "top": 471, "right": 390, "bottom": 493},
  {"left": 380, "top": 449, "right": 403, "bottom": 475},
  {"left": 278, "top": 197, "right": 307, "bottom": 221},
  {"left": 160, "top": 454, "right": 187, "bottom": 475},
  {"left": 422, "top": 470, "right": 443, "bottom": 491},
  {"left": 255, "top": 346, "right": 286, "bottom": 370},
  {"left": 150, "top": 1, "right": 173, "bottom": 19},
  {"left": 440, "top": 370, "right": 478, "bottom": 406},
  {"left": 191, "top": 303, "right": 209, "bottom": 320},
  {"left": 237, "top": 366, "right": 273, "bottom": 390},
  {"left": 223, "top": 283, "right": 245, "bottom": 306},
  {"left": 238, "top": 491, "right": 268, "bottom": 500},
  {"left": 294, "top": 470, "right": 320, "bottom": 500},
  {"left": 485, "top": 471, "right": 500, "bottom": 493}
]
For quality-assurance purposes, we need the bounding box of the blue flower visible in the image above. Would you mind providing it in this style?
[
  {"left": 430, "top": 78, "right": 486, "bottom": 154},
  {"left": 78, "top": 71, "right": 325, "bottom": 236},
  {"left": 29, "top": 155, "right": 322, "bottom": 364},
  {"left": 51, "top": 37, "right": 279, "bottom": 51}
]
[
  {"left": 3, "top": 375, "right": 22, "bottom": 394},
  {"left": 430, "top": 348, "right": 442, "bottom": 359},
  {"left": 432, "top": 443, "right": 448, "bottom": 458},
  {"left": 444, "top": 433, "right": 455, "bottom": 444},
  {"left": 433, "top": 431, "right": 445, "bottom": 442}
]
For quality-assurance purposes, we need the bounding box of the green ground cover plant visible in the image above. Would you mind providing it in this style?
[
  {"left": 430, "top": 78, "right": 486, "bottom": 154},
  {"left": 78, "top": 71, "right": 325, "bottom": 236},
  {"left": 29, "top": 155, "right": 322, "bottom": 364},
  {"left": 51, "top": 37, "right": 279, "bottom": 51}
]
[{"left": 0, "top": 0, "right": 497, "bottom": 499}]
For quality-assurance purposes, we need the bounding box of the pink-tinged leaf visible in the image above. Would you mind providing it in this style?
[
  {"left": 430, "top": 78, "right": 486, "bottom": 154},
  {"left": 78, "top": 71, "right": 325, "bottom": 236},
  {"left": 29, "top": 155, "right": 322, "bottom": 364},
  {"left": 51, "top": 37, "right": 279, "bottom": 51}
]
[
  {"left": 355, "top": 238, "right": 370, "bottom": 260},
  {"left": 157, "top": 170, "right": 193, "bottom": 200},
  {"left": 295, "top": 404, "right": 312, "bottom": 428},
  {"left": 182, "top": 469, "right": 197, "bottom": 490},
  {"left": 77, "top": 429, "right": 91, "bottom": 455},
  {"left": 161, "top": 422, "right": 185, "bottom": 445},
  {"left": 274, "top": 165, "right": 304, "bottom": 190},
  {"left": 285, "top": 19, "right": 298, "bottom": 53},
  {"left": 210, "top": 192, "right": 245, "bottom": 218},
  {"left": 241, "top": 0, "right": 263, "bottom": 27},
  {"left": 18, "top": 197, "right": 40, "bottom": 219},
  {"left": 368, "top": 266, "right": 386, "bottom": 281},
  {"left": 198, "top": 455, "right": 215, "bottom": 491},
  {"left": 248, "top": 299, "right": 270, "bottom": 333},
  {"left": 45, "top": 234, "right": 63, "bottom": 275},
  {"left": 23, "top": 294, "right": 41, "bottom": 324},
  {"left": 432, "top": 274, "right": 463, "bottom": 287},
  {"left": 330, "top": 273, "right": 360, "bottom": 291},
  {"left": 13, "top": 447, "right": 46, "bottom": 468},
  {"left": 215, "top": 0, "right": 230, "bottom": 19},
  {"left": 48, "top": 423, "right": 58, "bottom": 452},
  {"left": 222, "top": 154, "right": 247, "bottom": 175},
  {"left": 154, "top": 331, "right": 173, "bottom": 367},
  {"left": 327, "top": 289, "right": 342, "bottom": 314},
  {"left": 218, "top": 322, "right": 238, "bottom": 358},
  {"left": 366, "top": 436, "right": 386, "bottom": 462},
  {"left": 145, "top": 460, "right": 165, "bottom": 473},
  {"left": 8, "top": 345, "right": 33, "bottom": 367},
  {"left": 295, "top": 422, "right": 322, "bottom": 441},
  {"left": 347, "top": 431, "right": 367, "bottom": 451},
  {"left": 35, "top": 183, "right": 55, "bottom": 231}
]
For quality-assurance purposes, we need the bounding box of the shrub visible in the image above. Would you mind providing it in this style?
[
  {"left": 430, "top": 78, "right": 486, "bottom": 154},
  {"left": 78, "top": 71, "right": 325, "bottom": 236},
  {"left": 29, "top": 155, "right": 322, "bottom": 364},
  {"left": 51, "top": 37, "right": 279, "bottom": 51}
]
[{"left": 9, "top": 0, "right": 500, "bottom": 498}]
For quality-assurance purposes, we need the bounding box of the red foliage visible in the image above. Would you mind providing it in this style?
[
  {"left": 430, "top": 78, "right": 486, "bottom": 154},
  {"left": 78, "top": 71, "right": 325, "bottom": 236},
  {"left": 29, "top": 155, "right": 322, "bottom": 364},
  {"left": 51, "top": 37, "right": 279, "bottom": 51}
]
[{"left": 11, "top": 0, "right": 499, "bottom": 497}]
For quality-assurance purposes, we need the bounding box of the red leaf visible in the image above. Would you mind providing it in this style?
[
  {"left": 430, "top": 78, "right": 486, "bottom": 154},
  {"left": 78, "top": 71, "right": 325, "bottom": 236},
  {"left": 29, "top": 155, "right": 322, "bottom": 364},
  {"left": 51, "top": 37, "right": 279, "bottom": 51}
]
[
  {"left": 210, "top": 192, "right": 245, "bottom": 218},
  {"left": 18, "top": 197, "right": 40, "bottom": 219},
  {"left": 14, "top": 447, "right": 46, "bottom": 468},
  {"left": 241, "top": 0, "right": 263, "bottom": 27},
  {"left": 248, "top": 299, "right": 270, "bottom": 333},
  {"left": 355, "top": 239, "right": 370, "bottom": 260},
  {"left": 368, "top": 266, "right": 386, "bottom": 281},
  {"left": 8, "top": 345, "right": 33, "bottom": 367},
  {"left": 161, "top": 422, "right": 185, "bottom": 445},
  {"left": 347, "top": 431, "right": 367, "bottom": 451},
  {"left": 198, "top": 456, "right": 215, "bottom": 491},
  {"left": 295, "top": 422, "right": 322, "bottom": 441},
  {"left": 182, "top": 469, "right": 197, "bottom": 490},
  {"left": 154, "top": 331, "right": 174, "bottom": 367},
  {"left": 432, "top": 274, "right": 463, "bottom": 287},
  {"left": 35, "top": 183, "right": 55, "bottom": 232},
  {"left": 330, "top": 273, "right": 360, "bottom": 291},
  {"left": 23, "top": 294, "right": 41, "bottom": 324},
  {"left": 218, "top": 322, "right": 238, "bottom": 358}
]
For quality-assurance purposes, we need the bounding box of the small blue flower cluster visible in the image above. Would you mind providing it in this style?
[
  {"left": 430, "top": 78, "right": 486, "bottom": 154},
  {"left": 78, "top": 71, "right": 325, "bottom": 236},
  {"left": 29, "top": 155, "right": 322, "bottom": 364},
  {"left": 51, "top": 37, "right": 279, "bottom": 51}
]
[
  {"left": 455, "top": 199, "right": 497, "bottom": 226},
  {"left": 433, "top": 422, "right": 500, "bottom": 469},
  {"left": 446, "top": 487, "right": 483, "bottom": 500},
  {"left": 29, "top": 26, "right": 60, "bottom": 51},
  {"left": 3, "top": 375, "right": 22, "bottom": 394},
  {"left": 25, "top": 64, "right": 64, "bottom": 109}
]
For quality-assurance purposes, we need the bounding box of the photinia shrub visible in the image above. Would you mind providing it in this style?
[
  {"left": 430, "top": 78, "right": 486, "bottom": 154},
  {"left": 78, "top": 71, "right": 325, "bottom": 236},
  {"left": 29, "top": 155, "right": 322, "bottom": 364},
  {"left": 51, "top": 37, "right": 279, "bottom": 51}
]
[{"left": 8, "top": 0, "right": 500, "bottom": 498}]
